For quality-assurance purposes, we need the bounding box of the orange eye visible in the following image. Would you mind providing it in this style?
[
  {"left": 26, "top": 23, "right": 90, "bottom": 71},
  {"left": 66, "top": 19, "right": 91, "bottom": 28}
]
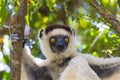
[
  {"left": 50, "top": 38, "right": 56, "bottom": 43},
  {"left": 64, "top": 37, "right": 69, "bottom": 42}
]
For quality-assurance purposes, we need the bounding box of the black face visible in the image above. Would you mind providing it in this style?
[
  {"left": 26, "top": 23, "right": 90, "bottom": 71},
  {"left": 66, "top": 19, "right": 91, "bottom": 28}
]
[{"left": 49, "top": 35, "right": 69, "bottom": 53}]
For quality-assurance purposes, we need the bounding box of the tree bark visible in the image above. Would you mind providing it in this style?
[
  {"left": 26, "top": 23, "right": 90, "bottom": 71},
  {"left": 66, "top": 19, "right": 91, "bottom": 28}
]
[
  {"left": 90, "top": 0, "right": 120, "bottom": 35},
  {"left": 0, "top": 27, "right": 9, "bottom": 36},
  {"left": 10, "top": 0, "right": 27, "bottom": 80}
]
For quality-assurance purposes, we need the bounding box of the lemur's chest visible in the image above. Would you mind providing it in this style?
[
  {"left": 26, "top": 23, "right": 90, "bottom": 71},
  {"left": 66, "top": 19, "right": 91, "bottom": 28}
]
[
  {"left": 48, "top": 57, "right": 72, "bottom": 80},
  {"left": 48, "top": 65, "right": 65, "bottom": 80},
  {"left": 34, "top": 62, "right": 66, "bottom": 80},
  {"left": 35, "top": 57, "right": 72, "bottom": 80}
]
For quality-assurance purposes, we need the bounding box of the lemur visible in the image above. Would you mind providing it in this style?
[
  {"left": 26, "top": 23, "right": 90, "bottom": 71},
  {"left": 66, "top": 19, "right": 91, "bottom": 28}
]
[{"left": 19, "top": 24, "right": 120, "bottom": 80}]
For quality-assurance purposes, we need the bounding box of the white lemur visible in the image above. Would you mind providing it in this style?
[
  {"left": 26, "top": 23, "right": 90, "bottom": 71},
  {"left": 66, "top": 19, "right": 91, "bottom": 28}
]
[{"left": 20, "top": 24, "right": 120, "bottom": 80}]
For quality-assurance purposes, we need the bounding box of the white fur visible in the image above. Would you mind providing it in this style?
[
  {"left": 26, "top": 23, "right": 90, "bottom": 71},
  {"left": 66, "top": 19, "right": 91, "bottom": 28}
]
[
  {"left": 21, "top": 46, "right": 44, "bottom": 80},
  {"left": 60, "top": 55, "right": 120, "bottom": 80},
  {"left": 79, "top": 54, "right": 120, "bottom": 67},
  {"left": 48, "top": 29, "right": 71, "bottom": 37},
  {"left": 21, "top": 62, "right": 28, "bottom": 80},
  {"left": 60, "top": 56, "right": 101, "bottom": 80}
]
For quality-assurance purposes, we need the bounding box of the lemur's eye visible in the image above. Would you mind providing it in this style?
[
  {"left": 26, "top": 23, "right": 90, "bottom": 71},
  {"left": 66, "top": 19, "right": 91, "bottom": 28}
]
[
  {"left": 50, "top": 37, "right": 56, "bottom": 43},
  {"left": 64, "top": 37, "right": 69, "bottom": 42}
]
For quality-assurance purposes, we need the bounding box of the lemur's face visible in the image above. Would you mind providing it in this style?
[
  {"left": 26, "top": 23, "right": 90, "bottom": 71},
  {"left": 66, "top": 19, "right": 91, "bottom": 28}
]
[
  {"left": 49, "top": 35, "right": 69, "bottom": 53},
  {"left": 39, "top": 24, "right": 75, "bottom": 59}
]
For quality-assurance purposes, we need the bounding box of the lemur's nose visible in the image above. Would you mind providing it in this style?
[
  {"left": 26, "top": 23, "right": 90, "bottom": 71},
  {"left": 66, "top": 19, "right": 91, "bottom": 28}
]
[
  {"left": 56, "top": 41, "right": 65, "bottom": 50},
  {"left": 57, "top": 42, "right": 64, "bottom": 48}
]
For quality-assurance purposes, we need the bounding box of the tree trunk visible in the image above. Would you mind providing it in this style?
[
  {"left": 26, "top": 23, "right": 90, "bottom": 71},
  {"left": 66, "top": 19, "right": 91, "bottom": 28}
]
[{"left": 10, "top": 0, "right": 27, "bottom": 80}]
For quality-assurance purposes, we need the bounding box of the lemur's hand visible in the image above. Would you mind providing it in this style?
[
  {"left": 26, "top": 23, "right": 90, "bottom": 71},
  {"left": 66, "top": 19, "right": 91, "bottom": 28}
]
[
  {"left": 10, "top": 25, "right": 30, "bottom": 48},
  {"left": 10, "top": 32, "right": 28, "bottom": 48},
  {"left": 10, "top": 32, "right": 20, "bottom": 42},
  {"left": 10, "top": 25, "right": 30, "bottom": 42}
]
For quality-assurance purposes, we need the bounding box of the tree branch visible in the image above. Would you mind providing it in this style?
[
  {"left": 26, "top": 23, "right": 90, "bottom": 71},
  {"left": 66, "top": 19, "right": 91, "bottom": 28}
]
[
  {"left": 90, "top": 0, "right": 120, "bottom": 35},
  {"left": 0, "top": 27, "right": 9, "bottom": 36},
  {"left": 10, "top": 0, "right": 27, "bottom": 80}
]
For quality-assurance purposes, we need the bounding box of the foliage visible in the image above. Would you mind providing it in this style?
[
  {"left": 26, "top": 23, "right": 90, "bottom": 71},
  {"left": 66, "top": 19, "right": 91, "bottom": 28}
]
[{"left": 0, "top": 0, "right": 120, "bottom": 79}]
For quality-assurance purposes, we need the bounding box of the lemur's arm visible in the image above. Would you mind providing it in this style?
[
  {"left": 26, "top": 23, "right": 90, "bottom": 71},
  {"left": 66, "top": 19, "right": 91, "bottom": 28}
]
[
  {"left": 22, "top": 46, "right": 53, "bottom": 80},
  {"left": 22, "top": 46, "right": 48, "bottom": 80},
  {"left": 79, "top": 54, "right": 120, "bottom": 66},
  {"left": 79, "top": 54, "right": 120, "bottom": 79},
  {"left": 21, "top": 46, "right": 37, "bottom": 80},
  {"left": 60, "top": 56, "right": 101, "bottom": 80},
  {"left": 60, "top": 53, "right": 120, "bottom": 80}
]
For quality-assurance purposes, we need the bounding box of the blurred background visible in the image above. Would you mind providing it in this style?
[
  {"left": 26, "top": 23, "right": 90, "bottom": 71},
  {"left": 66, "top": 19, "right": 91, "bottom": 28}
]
[{"left": 0, "top": 0, "right": 120, "bottom": 80}]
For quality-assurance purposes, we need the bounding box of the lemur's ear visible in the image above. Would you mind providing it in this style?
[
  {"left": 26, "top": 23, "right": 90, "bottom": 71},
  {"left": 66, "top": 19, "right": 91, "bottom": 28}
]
[
  {"left": 39, "top": 29, "right": 45, "bottom": 38},
  {"left": 71, "top": 28, "right": 75, "bottom": 36}
]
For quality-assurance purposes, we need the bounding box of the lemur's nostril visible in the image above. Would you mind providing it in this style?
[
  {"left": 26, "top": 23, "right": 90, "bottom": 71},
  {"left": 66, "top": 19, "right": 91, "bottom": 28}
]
[
  {"left": 58, "top": 44, "right": 64, "bottom": 48},
  {"left": 57, "top": 42, "right": 64, "bottom": 49}
]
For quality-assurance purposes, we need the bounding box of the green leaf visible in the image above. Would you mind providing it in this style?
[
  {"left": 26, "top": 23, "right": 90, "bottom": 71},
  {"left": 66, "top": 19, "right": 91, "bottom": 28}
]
[
  {"left": 33, "top": 0, "right": 43, "bottom": 12},
  {"left": 46, "top": 0, "right": 55, "bottom": 11},
  {"left": 0, "top": 0, "right": 7, "bottom": 25},
  {"left": 118, "top": 0, "right": 120, "bottom": 7}
]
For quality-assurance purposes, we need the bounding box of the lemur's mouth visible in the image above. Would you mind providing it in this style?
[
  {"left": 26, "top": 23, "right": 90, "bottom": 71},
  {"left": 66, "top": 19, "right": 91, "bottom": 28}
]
[{"left": 51, "top": 45, "right": 67, "bottom": 53}]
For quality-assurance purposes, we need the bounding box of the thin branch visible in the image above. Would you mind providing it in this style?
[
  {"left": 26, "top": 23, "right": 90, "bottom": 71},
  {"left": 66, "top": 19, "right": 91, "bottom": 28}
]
[{"left": 90, "top": 0, "right": 120, "bottom": 35}]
